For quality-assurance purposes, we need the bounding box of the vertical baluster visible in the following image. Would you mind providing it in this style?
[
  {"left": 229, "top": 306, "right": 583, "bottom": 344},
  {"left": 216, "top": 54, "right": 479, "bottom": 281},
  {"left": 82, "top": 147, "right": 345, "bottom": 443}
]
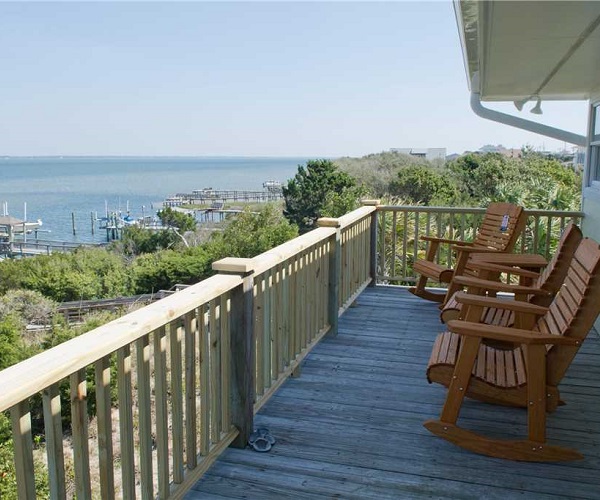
[
  {"left": 436, "top": 211, "right": 443, "bottom": 266},
  {"left": 94, "top": 356, "right": 115, "bottom": 500},
  {"left": 299, "top": 251, "right": 307, "bottom": 345},
  {"left": 117, "top": 347, "right": 135, "bottom": 499},
  {"left": 136, "top": 335, "right": 153, "bottom": 499},
  {"left": 71, "top": 368, "right": 92, "bottom": 499},
  {"left": 347, "top": 226, "right": 353, "bottom": 295},
  {"left": 210, "top": 299, "right": 221, "bottom": 444},
  {"left": 255, "top": 278, "right": 265, "bottom": 397},
  {"left": 353, "top": 224, "right": 359, "bottom": 289},
  {"left": 347, "top": 225, "right": 352, "bottom": 292},
  {"left": 273, "top": 264, "right": 282, "bottom": 374},
  {"left": 220, "top": 295, "right": 231, "bottom": 434},
  {"left": 263, "top": 271, "right": 272, "bottom": 390},
  {"left": 311, "top": 246, "right": 318, "bottom": 337},
  {"left": 545, "top": 216, "right": 552, "bottom": 258},
  {"left": 360, "top": 219, "right": 367, "bottom": 285},
  {"left": 280, "top": 263, "right": 289, "bottom": 366},
  {"left": 379, "top": 211, "right": 386, "bottom": 279},
  {"left": 154, "top": 326, "right": 170, "bottom": 498},
  {"left": 413, "top": 211, "right": 420, "bottom": 279},
  {"left": 448, "top": 212, "right": 455, "bottom": 266},
  {"left": 169, "top": 321, "right": 184, "bottom": 484},
  {"left": 184, "top": 311, "right": 198, "bottom": 470},
  {"left": 325, "top": 241, "right": 331, "bottom": 328},
  {"left": 402, "top": 210, "right": 408, "bottom": 280},
  {"left": 533, "top": 216, "right": 540, "bottom": 254},
  {"left": 291, "top": 256, "right": 300, "bottom": 356},
  {"left": 369, "top": 206, "right": 378, "bottom": 284},
  {"left": 43, "top": 383, "right": 66, "bottom": 499},
  {"left": 11, "top": 401, "right": 36, "bottom": 499},
  {"left": 323, "top": 240, "right": 329, "bottom": 325},
  {"left": 284, "top": 259, "right": 293, "bottom": 362},
  {"left": 200, "top": 304, "right": 210, "bottom": 455}
]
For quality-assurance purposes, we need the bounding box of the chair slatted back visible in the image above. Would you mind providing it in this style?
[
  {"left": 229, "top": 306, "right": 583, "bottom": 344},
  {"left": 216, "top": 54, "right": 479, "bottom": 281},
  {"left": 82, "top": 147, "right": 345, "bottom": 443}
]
[
  {"left": 530, "top": 223, "right": 583, "bottom": 305},
  {"left": 535, "top": 238, "right": 600, "bottom": 386},
  {"left": 461, "top": 203, "right": 526, "bottom": 281},
  {"left": 472, "top": 203, "right": 526, "bottom": 251}
]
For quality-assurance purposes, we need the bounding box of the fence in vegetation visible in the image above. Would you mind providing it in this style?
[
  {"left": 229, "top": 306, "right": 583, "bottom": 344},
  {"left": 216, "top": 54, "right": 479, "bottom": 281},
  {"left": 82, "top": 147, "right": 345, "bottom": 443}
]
[{"left": 376, "top": 205, "right": 584, "bottom": 284}]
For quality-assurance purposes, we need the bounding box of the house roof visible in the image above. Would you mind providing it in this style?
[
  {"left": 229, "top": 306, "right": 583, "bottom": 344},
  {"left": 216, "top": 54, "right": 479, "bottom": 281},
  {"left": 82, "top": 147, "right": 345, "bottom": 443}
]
[{"left": 455, "top": 0, "right": 600, "bottom": 101}]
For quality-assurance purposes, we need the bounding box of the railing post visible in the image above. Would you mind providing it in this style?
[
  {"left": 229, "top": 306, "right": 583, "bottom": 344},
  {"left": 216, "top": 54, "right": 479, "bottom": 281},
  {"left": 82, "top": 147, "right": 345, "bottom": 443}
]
[
  {"left": 317, "top": 218, "right": 341, "bottom": 337},
  {"left": 363, "top": 200, "right": 381, "bottom": 287},
  {"left": 212, "top": 257, "right": 255, "bottom": 448}
]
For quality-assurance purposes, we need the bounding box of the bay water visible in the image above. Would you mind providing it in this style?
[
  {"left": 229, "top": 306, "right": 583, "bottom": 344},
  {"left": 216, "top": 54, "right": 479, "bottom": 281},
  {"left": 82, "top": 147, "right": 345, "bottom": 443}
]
[{"left": 0, "top": 156, "right": 311, "bottom": 244}]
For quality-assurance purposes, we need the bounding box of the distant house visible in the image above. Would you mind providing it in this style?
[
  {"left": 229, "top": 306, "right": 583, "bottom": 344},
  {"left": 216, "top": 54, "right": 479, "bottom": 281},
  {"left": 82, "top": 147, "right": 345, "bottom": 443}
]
[
  {"left": 391, "top": 147, "right": 447, "bottom": 162},
  {"left": 478, "top": 144, "right": 522, "bottom": 158}
]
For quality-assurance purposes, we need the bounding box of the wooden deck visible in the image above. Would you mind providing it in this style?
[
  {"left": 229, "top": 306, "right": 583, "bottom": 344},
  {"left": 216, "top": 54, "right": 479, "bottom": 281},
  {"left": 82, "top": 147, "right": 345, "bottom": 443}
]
[{"left": 187, "top": 286, "right": 600, "bottom": 499}]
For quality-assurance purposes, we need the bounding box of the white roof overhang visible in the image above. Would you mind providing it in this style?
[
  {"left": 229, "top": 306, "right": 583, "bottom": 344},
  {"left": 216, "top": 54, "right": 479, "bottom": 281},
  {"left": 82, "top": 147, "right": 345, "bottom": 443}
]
[{"left": 456, "top": 0, "right": 600, "bottom": 102}]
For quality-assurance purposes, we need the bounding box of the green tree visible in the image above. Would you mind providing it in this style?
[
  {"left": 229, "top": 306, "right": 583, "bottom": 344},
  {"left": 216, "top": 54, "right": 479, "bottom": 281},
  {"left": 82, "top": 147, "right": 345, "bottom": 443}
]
[
  {"left": 157, "top": 207, "right": 197, "bottom": 232},
  {"left": 118, "top": 226, "right": 181, "bottom": 255},
  {"left": 207, "top": 204, "right": 298, "bottom": 259},
  {"left": 448, "top": 153, "right": 519, "bottom": 202},
  {"left": 283, "top": 159, "right": 359, "bottom": 232},
  {"left": 389, "top": 165, "right": 460, "bottom": 205},
  {"left": 129, "top": 246, "right": 213, "bottom": 293},
  {"left": 334, "top": 150, "right": 433, "bottom": 197}
]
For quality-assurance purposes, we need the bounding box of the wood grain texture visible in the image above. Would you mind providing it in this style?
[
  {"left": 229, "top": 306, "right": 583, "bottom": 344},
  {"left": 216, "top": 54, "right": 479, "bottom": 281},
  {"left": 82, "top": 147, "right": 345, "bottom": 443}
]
[{"left": 188, "top": 287, "right": 600, "bottom": 498}]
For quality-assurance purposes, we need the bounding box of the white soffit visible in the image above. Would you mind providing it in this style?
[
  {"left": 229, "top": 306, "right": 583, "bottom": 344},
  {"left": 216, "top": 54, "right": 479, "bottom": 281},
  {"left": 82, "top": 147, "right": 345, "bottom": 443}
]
[{"left": 457, "top": 0, "right": 600, "bottom": 101}]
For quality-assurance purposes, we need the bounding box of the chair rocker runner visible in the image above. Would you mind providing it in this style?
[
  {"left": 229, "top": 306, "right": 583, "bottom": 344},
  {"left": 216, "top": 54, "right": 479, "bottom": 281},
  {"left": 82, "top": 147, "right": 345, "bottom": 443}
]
[
  {"left": 425, "top": 237, "right": 600, "bottom": 462},
  {"left": 440, "top": 223, "right": 583, "bottom": 324},
  {"left": 409, "top": 202, "right": 526, "bottom": 304}
]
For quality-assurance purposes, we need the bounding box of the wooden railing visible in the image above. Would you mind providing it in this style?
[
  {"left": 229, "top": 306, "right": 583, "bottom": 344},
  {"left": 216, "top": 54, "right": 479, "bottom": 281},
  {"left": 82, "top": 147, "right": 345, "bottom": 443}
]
[
  {"left": 376, "top": 205, "right": 584, "bottom": 284},
  {"left": 0, "top": 204, "right": 376, "bottom": 499}
]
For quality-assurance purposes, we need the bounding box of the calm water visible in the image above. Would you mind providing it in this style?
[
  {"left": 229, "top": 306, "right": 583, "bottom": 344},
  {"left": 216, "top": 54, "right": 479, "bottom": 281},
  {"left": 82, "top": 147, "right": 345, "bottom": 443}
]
[{"left": 0, "top": 157, "right": 310, "bottom": 243}]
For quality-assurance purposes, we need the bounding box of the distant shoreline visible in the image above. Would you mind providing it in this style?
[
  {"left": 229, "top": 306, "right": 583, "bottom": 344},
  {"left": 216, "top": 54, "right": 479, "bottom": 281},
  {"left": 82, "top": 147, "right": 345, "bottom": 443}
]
[{"left": 0, "top": 155, "right": 327, "bottom": 160}]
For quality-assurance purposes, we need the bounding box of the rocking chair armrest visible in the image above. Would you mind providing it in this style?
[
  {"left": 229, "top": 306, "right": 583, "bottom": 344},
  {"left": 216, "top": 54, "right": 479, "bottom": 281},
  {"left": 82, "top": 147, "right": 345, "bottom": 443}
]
[
  {"left": 451, "top": 246, "right": 502, "bottom": 254},
  {"left": 446, "top": 320, "right": 582, "bottom": 346},
  {"left": 452, "top": 276, "right": 552, "bottom": 296},
  {"left": 466, "top": 261, "right": 541, "bottom": 279},
  {"left": 470, "top": 252, "right": 548, "bottom": 269},
  {"left": 454, "top": 292, "right": 549, "bottom": 315},
  {"left": 421, "top": 236, "right": 470, "bottom": 245}
]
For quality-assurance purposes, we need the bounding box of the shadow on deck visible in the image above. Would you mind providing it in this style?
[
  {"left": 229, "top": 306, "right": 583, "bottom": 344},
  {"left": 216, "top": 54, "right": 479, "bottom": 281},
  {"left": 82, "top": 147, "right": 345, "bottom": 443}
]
[{"left": 187, "top": 286, "right": 600, "bottom": 499}]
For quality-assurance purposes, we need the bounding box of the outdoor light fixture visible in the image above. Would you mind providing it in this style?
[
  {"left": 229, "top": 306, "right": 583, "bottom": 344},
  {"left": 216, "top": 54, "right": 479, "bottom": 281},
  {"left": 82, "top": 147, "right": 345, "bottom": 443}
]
[
  {"left": 530, "top": 96, "right": 543, "bottom": 115},
  {"left": 513, "top": 97, "right": 529, "bottom": 111}
]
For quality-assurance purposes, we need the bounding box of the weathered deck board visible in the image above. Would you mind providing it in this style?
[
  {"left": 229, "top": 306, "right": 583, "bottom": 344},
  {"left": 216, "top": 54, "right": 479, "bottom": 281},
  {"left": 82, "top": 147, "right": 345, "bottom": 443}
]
[{"left": 187, "top": 286, "right": 600, "bottom": 499}]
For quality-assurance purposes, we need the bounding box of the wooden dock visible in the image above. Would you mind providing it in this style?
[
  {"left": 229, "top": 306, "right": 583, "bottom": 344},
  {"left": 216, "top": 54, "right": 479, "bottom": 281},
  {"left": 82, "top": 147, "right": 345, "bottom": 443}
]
[
  {"left": 0, "top": 239, "right": 100, "bottom": 258},
  {"left": 164, "top": 189, "right": 283, "bottom": 207},
  {"left": 188, "top": 286, "right": 600, "bottom": 499}
]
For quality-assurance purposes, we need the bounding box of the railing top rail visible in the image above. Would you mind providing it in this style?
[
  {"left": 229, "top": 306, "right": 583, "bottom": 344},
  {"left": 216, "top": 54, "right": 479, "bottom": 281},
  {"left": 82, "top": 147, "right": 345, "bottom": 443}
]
[
  {"left": 377, "top": 205, "right": 584, "bottom": 218},
  {"left": 377, "top": 205, "right": 488, "bottom": 214},
  {"left": 249, "top": 206, "right": 376, "bottom": 277},
  {"left": 0, "top": 273, "right": 241, "bottom": 412},
  {"left": 522, "top": 209, "right": 584, "bottom": 217},
  {"left": 251, "top": 226, "right": 335, "bottom": 276},
  {"left": 337, "top": 205, "right": 377, "bottom": 229}
]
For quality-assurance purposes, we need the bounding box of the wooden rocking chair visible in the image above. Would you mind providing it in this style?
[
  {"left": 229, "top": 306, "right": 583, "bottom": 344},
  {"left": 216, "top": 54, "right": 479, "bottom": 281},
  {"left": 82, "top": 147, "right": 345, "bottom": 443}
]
[
  {"left": 440, "top": 223, "right": 583, "bottom": 323},
  {"left": 425, "top": 237, "right": 600, "bottom": 461},
  {"left": 409, "top": 202, "right": 526, "bottom": 304}
]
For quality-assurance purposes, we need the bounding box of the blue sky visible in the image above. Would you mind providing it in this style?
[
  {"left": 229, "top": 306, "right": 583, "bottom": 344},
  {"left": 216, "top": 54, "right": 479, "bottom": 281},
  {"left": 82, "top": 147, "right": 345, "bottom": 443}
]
[{"left": 0, "top": 1, "right": 588, "bottom": 157}]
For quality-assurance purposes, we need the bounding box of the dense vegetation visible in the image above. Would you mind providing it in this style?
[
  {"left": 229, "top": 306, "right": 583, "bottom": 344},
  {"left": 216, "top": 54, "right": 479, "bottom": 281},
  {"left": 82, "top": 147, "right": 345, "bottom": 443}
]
[
  {"left": 334, "top": 150, "right": 581, "bottom": 210},
  {"left": 283, "top": 159, "right": 367, "bottom": 232}
]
